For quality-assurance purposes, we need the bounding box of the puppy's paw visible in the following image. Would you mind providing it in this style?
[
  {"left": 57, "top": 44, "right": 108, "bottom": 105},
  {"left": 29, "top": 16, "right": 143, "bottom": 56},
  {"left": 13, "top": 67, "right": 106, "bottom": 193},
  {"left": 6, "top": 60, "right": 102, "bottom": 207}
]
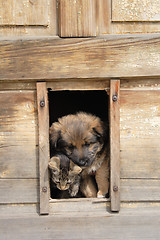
[{"left": 97, "top": 191, "right": 106, "bottom": 198}]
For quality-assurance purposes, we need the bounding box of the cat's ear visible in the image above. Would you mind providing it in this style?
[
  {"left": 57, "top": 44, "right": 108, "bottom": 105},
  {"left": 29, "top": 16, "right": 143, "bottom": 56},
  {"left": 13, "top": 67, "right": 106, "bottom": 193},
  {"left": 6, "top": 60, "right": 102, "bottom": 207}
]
[
  {"left": 48, "top": 157, "right": 60, "bottom": 172},
  {"left": 70, "top": 161, "right": 82, "bottom": 174}
]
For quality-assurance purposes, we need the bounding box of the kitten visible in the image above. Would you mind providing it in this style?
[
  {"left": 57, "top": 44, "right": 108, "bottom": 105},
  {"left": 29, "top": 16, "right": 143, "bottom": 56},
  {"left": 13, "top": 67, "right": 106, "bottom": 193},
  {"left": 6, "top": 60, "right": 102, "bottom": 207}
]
[{"left": 48, "top": 153, "right": 82, "bottom": 197}]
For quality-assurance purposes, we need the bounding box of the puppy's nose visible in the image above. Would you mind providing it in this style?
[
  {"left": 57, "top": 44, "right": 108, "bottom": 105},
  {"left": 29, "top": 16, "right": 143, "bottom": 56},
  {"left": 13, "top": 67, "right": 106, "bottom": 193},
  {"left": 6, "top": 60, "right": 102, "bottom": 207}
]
[{"left": 79, "top": 158, "right": 88, "bottom": 166}]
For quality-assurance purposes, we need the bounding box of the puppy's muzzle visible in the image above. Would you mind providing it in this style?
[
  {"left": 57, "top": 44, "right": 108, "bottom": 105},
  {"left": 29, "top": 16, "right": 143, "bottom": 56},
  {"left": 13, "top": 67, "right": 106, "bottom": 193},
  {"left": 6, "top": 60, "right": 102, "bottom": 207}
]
[{"left": 78, "top": 158, "right": 90, "bottom": 167}]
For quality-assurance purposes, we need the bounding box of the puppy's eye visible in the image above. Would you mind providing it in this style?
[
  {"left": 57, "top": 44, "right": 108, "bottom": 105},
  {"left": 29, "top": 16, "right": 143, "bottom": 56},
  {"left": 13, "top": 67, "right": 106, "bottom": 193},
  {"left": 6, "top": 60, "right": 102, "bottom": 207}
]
[
  {"left": 68, "top": 144, "right": 74, "bottom": 150},
  {"left": 84, "top": 142, "right": 90, "bottom": 147}
]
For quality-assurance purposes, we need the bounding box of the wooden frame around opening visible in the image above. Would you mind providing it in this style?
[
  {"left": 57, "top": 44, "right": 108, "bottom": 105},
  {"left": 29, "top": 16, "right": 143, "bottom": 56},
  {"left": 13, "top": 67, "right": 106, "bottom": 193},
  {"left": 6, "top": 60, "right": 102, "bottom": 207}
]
[{"left": 37, "top": 80, "right": 120, "bottom": 214}]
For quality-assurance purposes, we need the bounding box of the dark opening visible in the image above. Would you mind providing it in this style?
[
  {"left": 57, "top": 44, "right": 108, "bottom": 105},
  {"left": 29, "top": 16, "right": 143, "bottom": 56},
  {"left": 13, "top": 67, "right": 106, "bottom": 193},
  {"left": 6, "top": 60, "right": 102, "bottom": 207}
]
[{"left": 48, "top": 90, "right": 109, "bottom": 199}]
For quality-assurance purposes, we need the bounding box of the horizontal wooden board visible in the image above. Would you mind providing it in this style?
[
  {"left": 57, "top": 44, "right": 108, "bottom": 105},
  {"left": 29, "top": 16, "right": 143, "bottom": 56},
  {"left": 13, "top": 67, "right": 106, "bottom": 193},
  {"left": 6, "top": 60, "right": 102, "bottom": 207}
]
[
  {"left": 0, "top": 0, "right": 49, "bottom": 26},
  {"left": 120, "top": 90, "right": 160, "bottom": 178},
  {"left": 121, "top": 179, "right": 160, "bottom": 201},
  {"left": 1, "top": 204, "right": 160, "bottom": 240},
  {"left": 112, "top": 0, "right": 160, "bottom": 22},
  {"left": 0, "top": 35, "right": 160, "bottom": 80},
  {"left": 0, "top": 91, "right": 38, "bottom": 178},
  {"left": 0, "top": 179, "right": 38, "bottom": 203},
  {"left": 0, "top": 179, "right": 159, "bottom": 204},
  {"left": 1, "top": 202, "right": 160, "bottom": 217}
]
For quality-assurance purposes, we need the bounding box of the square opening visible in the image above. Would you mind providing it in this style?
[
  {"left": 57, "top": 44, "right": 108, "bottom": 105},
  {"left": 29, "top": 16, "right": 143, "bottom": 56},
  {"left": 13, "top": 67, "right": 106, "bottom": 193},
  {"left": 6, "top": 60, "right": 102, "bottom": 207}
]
[{"left": 48, "top": 90, "right": 109, "bottom": 199}]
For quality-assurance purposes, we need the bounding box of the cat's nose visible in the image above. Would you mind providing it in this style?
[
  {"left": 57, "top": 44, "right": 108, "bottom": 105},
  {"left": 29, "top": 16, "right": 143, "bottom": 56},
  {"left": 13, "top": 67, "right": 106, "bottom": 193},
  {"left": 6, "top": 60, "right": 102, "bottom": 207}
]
[{"left": 60, "top": 185, "right": 68, "bottom": 190}]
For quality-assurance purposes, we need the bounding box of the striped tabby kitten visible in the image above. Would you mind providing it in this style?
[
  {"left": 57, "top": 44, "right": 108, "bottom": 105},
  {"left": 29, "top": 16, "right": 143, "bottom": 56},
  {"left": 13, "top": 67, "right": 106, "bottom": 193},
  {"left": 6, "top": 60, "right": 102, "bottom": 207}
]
[{"left": 49, "top": 154, "right": 82, "bottom": 197}]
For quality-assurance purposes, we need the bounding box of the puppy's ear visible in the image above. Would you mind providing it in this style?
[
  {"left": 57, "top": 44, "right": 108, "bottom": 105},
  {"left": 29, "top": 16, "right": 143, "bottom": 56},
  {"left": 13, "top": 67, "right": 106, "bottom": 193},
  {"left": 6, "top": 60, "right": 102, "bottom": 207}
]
[
  {"left": 48, "top": 157, "right": 60, "bottom": 173},
  {"left": 93, "top": 122, "right": 109, "bottom": 143},
  {"left": 49, "top": 122, "right": 62, "bottom": 149}
]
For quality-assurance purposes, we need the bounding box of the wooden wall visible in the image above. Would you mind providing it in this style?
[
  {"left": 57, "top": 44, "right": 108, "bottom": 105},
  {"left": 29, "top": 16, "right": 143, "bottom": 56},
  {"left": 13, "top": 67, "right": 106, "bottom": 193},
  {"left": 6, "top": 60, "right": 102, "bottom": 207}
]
[
  {"left": 0, "top": 0, "right": 160, "bottom": 37},
  {"left": 0, "top": 90, "right": 39, "bottom": 204},
  {"left": 0, "top": 80, "right": 160, "bottom": 206}
]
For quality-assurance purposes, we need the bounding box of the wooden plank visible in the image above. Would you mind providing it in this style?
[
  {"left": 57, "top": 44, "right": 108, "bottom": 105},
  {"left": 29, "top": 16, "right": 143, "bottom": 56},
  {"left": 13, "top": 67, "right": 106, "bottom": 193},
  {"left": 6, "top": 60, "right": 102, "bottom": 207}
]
[
  {"left": 0, "top": 0, "right": 49, "bottom": 26},
  {"left": 36, "top": 82, "right": 49, "bottom": 215},
  {"left": 120, "top": 90, "right": 160, "bottom": 179},
  {"left": 0, "top": 35, "right": 160, "bottom": 80},
  {"left": 0, "top": 0, "right": 57, "bottom": 37},
  {"left": 59, "top": 0, "right": 96, "bottom": 37},
  {"left": 112, "top": 0, "right": 160, "bottom": 22},
  {"left": 0, "top": 202, "right": 160, "bottom": 217},
  {"left": 121, "top": 78, "right": 160, "bottom": 90},
  {"left": 0, "top": 179, "right": 38, "bottom": 204},
  {"left": 121, "top": 179, "right": 160, "bottom": 201},
  {"left": 1, "top": 202, "right": 160, "bottom": 217},
  {"left": 0, "top": 91, "right": 38, "bottom": 179},
  {"left": 47, "top": 79, "right": 110, "bottom": 91},
  {"left": 0, "top": 178, "right": 159, "bottom": 204},
  {"left": 110, "top": 79, "right": 120, "bottom": 211},
  {"left": 1, "top": 205, "right": 160, "bottom": 240}
]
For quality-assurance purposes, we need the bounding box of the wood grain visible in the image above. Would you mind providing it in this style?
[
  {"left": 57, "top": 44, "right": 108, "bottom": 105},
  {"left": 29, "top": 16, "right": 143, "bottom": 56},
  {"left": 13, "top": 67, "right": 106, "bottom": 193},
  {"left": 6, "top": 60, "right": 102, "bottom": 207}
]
[
  {"left": 37, "top": 82, "right": 49, "bottom": 214},
  {"left": 0, "top": 0, "right": 57, "bottom": 37},
  {"left": 0, "top": 35, "right": 160, "bottom": 80},
  {"left": 59, "top": 0, "right": 96, "bottom": 37},
  {"left": 1, "top": 203, "right": 160, "bottom": 240},
  {"left": 0, "top": 179, "right": 38, "bottom": 204},
  {"left": 0, "top": 91, "right": 38, "bottom": 179},
  {"left": 0, "top": 0, "right": 49, "bottom": 26},
  {"left": 120, "top": 90, "right": 160, "bottom": 179},
  {"left": 110, "top": 79, "right": 120, "bottom": 211},
  {"left": 121, "top": 179, "right": 160, "bottom": 201},
  {"left": 0, "top": 178, "right": 159, "bottom": 204}
]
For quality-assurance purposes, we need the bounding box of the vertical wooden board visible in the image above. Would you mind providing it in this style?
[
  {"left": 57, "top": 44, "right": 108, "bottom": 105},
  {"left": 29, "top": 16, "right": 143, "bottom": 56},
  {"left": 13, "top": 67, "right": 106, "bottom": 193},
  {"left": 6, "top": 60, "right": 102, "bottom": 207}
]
[
  {"left": 120, "top": 90, "right": 160, "bottom": 179},
  {"left": 59, "top": 0, "right": 97, "bottom": 37},
  {"left": 97, "top": 0, "right": 111, "bottom": 34},
  {"left": 110, "top": 79, "right": 120, "bottom": 212},
  {"left": 112, "top": 0, "right": 160, "bottom": 22},
  {"left": 37, "top": 82, "right": 49, "bottom": 215},
  {"left": 0, "top": 91, "right": 38, "bottom": 179},
  {"left": 0, "top": 0, "right": 49, "bottom": 25}
]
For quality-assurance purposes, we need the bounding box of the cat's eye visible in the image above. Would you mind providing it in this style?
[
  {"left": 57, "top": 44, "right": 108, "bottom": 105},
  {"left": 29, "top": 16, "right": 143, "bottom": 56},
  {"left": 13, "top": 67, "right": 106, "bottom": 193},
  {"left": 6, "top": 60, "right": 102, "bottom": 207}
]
[{"left": 55, "top": 180, "right": 60, "bottom": 184}]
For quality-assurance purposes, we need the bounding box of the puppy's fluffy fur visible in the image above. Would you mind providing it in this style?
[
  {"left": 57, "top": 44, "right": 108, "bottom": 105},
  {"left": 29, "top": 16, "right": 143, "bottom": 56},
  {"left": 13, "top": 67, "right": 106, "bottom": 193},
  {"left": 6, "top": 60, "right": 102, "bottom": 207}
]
[{"left": 50, "top": 112, "right": 109, "bottom": 198}]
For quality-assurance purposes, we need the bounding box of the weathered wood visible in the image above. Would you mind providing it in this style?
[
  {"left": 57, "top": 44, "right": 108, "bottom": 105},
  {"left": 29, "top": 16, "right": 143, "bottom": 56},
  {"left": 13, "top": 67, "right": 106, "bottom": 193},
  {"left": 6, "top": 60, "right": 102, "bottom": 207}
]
[
  {"left": 110, "top": 79, "right": 120, "bottom": 211},
  {"left": 1, "top": 202, "right": 160, "bottom": 217},
  {"left": 0, "top": 178, "right": 159, "bottom": 204},
  {"left": 37, "top": 82, "right": 49, "bottom": 215},
  {"left": 47, "top": 79, "right": 110, "bottom": 91},
  {"left": 99, "top": 0, "right": 160, "bottom": 34},
  {"left": 0, "top": 179, "right": 38, "bottom": 204},
  {"left": 121, "top": 179, "right": 160, "bottom": 201},
  {"left": 0, "top": 90, "right": 38, "bottom": 179},
  {"left": 120, "top": 90, "right": 160, "bottom": 179},
  {"left": 112, "top": 0, "right": 160, "bottom": 22},
  {"left": 1, "top": 204, "right": 160, "bottom": 240},
  {"left": 121, "top": 78, "right": 160, "bottom": 90},
  {"left": 0, "top": 0, "right": 49, "bottom": 26},
  {"left": 0, "top": 35, "right": 160, "bottom": 80},
  {"left": 0, "top": 0, "right": 57, "bottom": 37},
  {"left": 59, "top": 0, "right": 96, "bottom": 37}
]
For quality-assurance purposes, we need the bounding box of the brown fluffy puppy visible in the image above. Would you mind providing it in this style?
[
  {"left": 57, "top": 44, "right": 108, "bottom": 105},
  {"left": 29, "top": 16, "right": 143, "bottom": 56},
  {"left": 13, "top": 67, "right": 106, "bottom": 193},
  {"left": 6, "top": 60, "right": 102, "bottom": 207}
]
[{"left": 50, "top": 112, "right": 109, "bottom": 198}]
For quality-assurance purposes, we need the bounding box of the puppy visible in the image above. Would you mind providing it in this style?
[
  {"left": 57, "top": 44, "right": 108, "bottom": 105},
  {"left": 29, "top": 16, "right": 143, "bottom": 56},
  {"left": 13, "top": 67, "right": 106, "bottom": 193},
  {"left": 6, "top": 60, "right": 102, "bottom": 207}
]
[{"left": 50, "top": 112, "right": 109, "bottom": 198}]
